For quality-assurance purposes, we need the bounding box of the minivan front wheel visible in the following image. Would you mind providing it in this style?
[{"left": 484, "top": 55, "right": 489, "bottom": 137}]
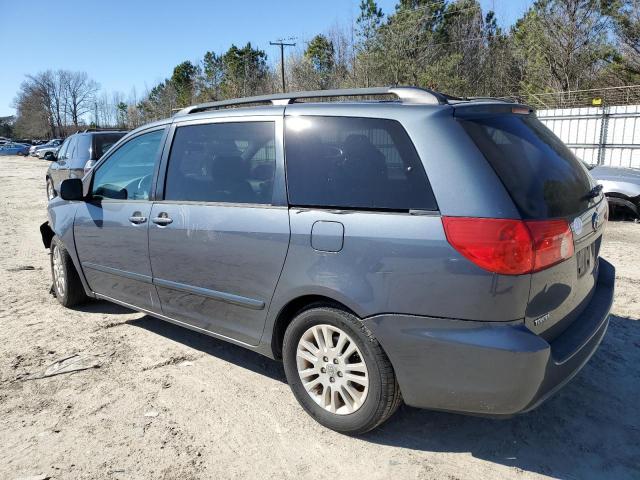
[
  {"left": 46, "top": 178, "right": 56, "bottom": 200},
  {"left": 283, "top": 306, "right": 402, "bottom": 434},
  {"left": 50, "top": 237, "right": 87, "bottom": 307}
]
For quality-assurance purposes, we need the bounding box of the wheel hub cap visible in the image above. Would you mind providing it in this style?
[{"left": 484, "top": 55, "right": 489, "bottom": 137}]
[
  {"left": 296, "top": 324, "right": 369, "bottom": 415},
  {"left": 52, "top": 246, "right": 65, "bottom": 297}
]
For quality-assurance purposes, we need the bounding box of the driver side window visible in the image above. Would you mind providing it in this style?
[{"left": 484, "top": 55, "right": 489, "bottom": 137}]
[{"left": 92, "top": 129, "right": 164, "bottom": 200}]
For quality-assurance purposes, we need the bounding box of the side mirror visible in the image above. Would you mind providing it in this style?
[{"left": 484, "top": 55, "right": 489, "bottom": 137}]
[{"left": 59, "top": 178, "right": 84, "bottom": 201}]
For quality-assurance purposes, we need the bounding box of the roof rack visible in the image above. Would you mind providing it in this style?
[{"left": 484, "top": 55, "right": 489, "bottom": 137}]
[
  {"left": 78, "top": 128, "right": 129, "bottom": 133},
  {"left": 175, "top": 87, "right": 448, "bottom": 116}
]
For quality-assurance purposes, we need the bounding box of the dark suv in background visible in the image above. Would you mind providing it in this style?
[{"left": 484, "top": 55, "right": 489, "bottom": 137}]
[{"left": 46, "top": 130, "right": 127, "bottom": 200}]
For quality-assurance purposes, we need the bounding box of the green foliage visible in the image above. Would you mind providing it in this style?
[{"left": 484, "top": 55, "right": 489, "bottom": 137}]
[
  {"left": 305, "top": 35, "right": 335, "bottom": 74},
  {"left": 357, "top": 0, "right": 383, "bottom": 44},
  {"left": 611, "top": 0, "right": 640, "bottom": 77},
  {"left": 171, "top": 61, "right": 198, "bottom": 107},
  {"left": 220, "top": 43, "right": 268, "bottom": 97},
  {"left": 0, "top": 116, "right": 14, "bottom": 138},
  {"left": 131, "top": 0, "right": 638, "bottom": 122},
  {"left": 511, "top": 0, "right": 614, "bottom": 92}
]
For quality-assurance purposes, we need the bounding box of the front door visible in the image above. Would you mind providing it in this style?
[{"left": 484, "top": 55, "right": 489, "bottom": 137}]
[
  {"left": 149, "top": 118, "right": 290, "bottom": 346},
  {"left": 74, "top": 127, "right": 166, "bottom": 310}
]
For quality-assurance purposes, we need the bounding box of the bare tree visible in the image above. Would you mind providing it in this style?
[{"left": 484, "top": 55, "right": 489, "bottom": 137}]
[{"left": 64, "top": 71, "right": 100, "bottom": 127}]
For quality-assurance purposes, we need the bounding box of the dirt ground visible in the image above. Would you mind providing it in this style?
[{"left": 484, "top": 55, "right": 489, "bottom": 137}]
[{"left": 0, "top": 155, "right": 638, "bottom": 480}]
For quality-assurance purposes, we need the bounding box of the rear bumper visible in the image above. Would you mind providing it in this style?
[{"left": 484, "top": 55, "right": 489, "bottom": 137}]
[{"left": 364, "top": 258, "right": 615, "bottom": 416}]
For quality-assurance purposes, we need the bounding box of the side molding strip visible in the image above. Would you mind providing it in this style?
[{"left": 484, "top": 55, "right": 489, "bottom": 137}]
[
  {"left": 153, "top": 277, "right": 265, "bottom": 310},
  {"left": 82, "top": 263, "right": 265, "bottom": 310},
  {"left": 82, "top": 262, "right": 153, "bottom": 284}
]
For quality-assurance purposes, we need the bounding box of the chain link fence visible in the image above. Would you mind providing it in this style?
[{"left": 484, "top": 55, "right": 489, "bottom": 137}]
[
  {"left": 519, "top": 85, "right": 640, "bottom": 110},
  {"left": 513, "top": 86, "right": 640, "bottom": 169}
]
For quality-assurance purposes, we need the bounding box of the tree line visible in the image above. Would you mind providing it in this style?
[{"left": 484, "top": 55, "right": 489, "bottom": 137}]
[{"left": 11, "top": 0, "right": 640, "bottom": 139}]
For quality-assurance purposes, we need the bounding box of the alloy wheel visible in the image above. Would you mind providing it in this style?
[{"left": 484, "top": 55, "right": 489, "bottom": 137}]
[
  {"left": 52, "top": 245, "right": 66, "bottom": 298},
  {"left": 296, "top": 324, "right": 369, "bottom": 415},
  {"left": 47, "top": 180, "right": 55, "bottom": 200}
]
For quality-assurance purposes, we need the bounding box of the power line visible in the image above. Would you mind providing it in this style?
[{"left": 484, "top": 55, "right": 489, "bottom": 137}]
[{"left": 270, "top": 38, "right": 296, "bottom": 93}]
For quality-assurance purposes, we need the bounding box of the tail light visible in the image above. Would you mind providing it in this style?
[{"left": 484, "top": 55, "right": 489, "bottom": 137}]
[
  {"left": 442, "top": 217, "right": 574, "bottom": 275},
  {"left": 525, "top": 219, "right": 574, "bottom": 271}
]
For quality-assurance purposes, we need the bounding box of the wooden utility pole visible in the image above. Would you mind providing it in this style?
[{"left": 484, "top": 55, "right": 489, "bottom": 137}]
[{"left": 270, "top": 39, "right": 296, "bottom": 93}]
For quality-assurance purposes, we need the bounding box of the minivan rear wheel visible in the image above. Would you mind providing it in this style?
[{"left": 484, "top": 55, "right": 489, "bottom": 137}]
[{"left": 283, "top": 306, "right": 402, "bottom": 434}]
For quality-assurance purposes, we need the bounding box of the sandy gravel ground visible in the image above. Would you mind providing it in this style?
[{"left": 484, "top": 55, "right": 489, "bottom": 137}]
[{"left": 0, "top": 155, "right": 639, "bottom": 480}]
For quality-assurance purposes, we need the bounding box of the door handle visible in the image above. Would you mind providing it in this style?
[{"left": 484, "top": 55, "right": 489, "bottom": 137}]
[
  {"left": 152, "top": 213, "right": 173, "bottom": 226},
  {"left": 129, "top": 212, "right": 148, "bottom": 224}
]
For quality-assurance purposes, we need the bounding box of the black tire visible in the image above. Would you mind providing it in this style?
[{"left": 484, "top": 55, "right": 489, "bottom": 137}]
[
  {"left": 283, "top": 306, "right": 402, "bottom": 434},
  {"left": 44, "top": 151, "right": 53, "bottom": 160},
  {"left": 50, "top": 236, "right": 87, "bottom": 307}
]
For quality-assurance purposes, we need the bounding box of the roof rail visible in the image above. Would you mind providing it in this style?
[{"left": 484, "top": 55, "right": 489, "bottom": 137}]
[
  {"left": 175, "top": 87, "right": 448, "bottom": 116},
  {"left": 78, "top": 128, "right": 130, "bottom": 133}
]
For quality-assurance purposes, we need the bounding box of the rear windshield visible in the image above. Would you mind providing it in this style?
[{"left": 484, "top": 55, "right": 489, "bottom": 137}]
[
  {"left": 93, "top": 133, "right": 126, "bottom": 159},
  {"left": 460, "top": 115, "right": 594, "bottom": 219}
]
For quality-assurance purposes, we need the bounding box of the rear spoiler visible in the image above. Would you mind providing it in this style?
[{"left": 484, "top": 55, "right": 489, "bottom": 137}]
[{"left": 452, "top": 102, "right": 535, "bottom": 118}]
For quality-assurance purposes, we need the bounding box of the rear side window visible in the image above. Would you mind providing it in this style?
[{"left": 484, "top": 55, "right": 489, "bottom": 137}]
[
  {"left": 285, "top": 116, "right": 437, "bottom": 211},
  {"left": 461, "top": 115, "right": 593, "bottom": 219},
  {"left": 74, "top": 135, "right": 92, "bottom": 163},
  {"left": 164, "top": 122, "right": 276, "bottom": 204},
  {"left": 94, "top": 133, "right": 126, "bottom": 160}
]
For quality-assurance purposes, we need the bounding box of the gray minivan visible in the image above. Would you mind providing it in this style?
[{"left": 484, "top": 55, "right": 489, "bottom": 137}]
[{"left": 41, "top": 87, "right": 614, "bottom": 434}]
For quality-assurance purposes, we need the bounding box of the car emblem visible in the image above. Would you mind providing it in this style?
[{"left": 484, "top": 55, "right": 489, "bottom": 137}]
[
  {"left": 533, "top": 313, "right": 549, "bottom": 327},
  {"left": 592, "top": 212, "right": 600, "bottom": 230},
  {"left": 572, "top": 217, "right": 583, "bottom": 236}
]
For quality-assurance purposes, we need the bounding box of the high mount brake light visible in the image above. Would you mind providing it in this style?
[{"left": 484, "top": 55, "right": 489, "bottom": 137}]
[{"left": 442, "top": 217, "right": 574, "bottom": 275}]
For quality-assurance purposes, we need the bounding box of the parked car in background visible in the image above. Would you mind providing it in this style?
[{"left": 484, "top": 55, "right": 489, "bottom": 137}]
[
  {"left": 30, "top": 139, "right": 62, "bottom": 157},
  {"left": 46, "top": 130, "right": 127, "bottom": 200},
  {"left": 587, "top": 164, "right": 640, "bottom": 220},
  {"left": 0, "top": 142, "right": 30, "bottom": 156},
  {"left": 37, "top": 145, "right": 61, "bottom": 160},
  {"left": 42, "top": 87, "right": 613, "bottom": 434}
]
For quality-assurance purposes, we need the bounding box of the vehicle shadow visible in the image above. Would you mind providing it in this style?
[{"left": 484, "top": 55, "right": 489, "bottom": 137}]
[
  {"left": 82, "top": 300, "right": 640, "bottom": 478},
  {"left": 73, "top": 300, "right": 134, "bottom": 315},
  {"left": 125, "top": 314, "right": 287, "bottom": 383},
  {"left": 361, "top": 314, "right": 640, "bottom": 479}
]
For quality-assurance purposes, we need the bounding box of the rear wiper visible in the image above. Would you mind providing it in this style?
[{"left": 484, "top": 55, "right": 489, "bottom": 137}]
[{"left": 584, "top": 184, "right": 603, "bottom": 200}]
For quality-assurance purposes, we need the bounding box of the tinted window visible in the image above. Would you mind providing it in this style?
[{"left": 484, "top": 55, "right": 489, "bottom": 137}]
[
  {"left": 285, "top": 116, "right": 437, "bottom": 211},
  {"left": 57, "top": 138, "right": 71, "bottom": 160},
  {"left": 92, "top": 129, "right": 164, "bottom": 200},
  {"left": 67, "top": 136, "right": 78, "bottom": 159},
  {"left": 93, "top": 133, "right": 126, "bottom": 159},
  {"left": 74, "top": 135, "right": 92, "bottom": 161},
  {"left": 165, "top": 122, "right": 276, "bottom": 204},
  {"left": 461, "top": 115, "right": 594, "bottom": 219}
]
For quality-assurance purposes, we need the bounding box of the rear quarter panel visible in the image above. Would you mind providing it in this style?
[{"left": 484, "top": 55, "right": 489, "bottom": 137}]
[{"left": 264, "top": 209, "right": 532, "bottom": 340}]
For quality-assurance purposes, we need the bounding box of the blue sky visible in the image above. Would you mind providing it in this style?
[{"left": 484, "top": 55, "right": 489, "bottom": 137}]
[{"left": 0, "top": 0, "right": 533, "bottom": 117}]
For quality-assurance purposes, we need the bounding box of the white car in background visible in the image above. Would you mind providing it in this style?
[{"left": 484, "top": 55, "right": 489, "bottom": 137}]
[
  {"left": 587, "top": 163, "right": 640, "bottom": 220},
  {"left": 30, "top": 139, "right": 62, "bottom": 158}
]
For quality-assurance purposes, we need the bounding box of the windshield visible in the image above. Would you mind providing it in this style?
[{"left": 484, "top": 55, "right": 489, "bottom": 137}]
[{"left": 461, "top": 115, "right": 595, "bottom": 219}]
